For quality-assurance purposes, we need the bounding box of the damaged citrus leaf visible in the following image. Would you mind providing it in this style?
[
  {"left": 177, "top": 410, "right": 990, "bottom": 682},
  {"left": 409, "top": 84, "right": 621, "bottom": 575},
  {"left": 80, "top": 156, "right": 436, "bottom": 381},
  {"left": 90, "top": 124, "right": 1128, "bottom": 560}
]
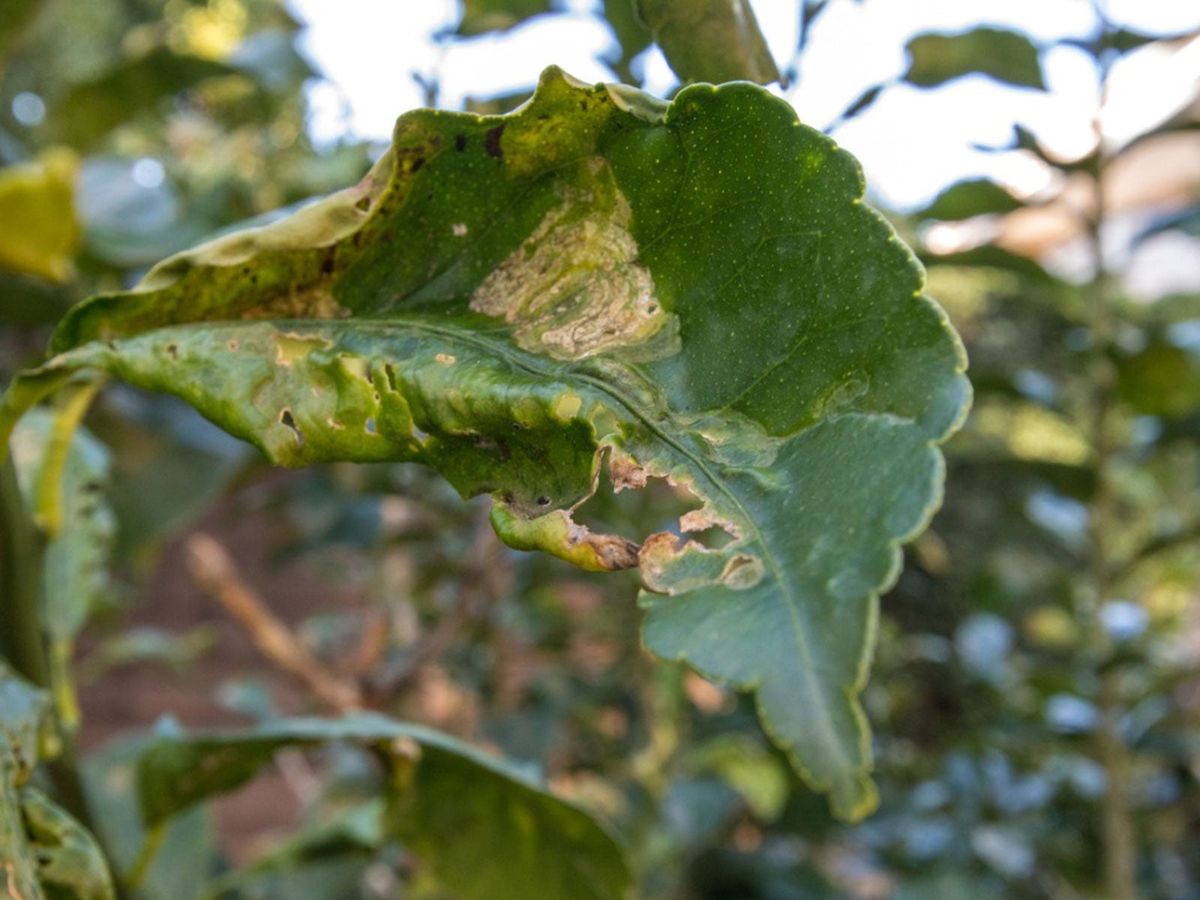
[
  {"left": 134, "top": 714, "right": 631, "bottom": 900},
  {"left": 1, "top": 665, "right": 114, "bottom": 900},
  {"left": 0, "top": 67, "right": 969, "bottom": 820}
]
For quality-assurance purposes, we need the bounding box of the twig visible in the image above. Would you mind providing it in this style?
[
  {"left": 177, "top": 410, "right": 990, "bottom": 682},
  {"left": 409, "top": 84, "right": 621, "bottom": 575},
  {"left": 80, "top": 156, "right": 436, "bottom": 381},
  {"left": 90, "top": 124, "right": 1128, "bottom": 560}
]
[
  {"left": 369, "top": 506, "right": 503, "bottom": 699},
  {"left": 185, "top": 533, "right": 363, "bottom": 713}
]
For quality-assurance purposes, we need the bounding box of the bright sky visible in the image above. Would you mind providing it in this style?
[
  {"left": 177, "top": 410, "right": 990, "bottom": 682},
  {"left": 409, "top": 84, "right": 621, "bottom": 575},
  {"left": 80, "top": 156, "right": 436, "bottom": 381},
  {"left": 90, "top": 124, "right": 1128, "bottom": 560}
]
[{"left": 287, "top": 0, "right": 1200, "bottom": 209}]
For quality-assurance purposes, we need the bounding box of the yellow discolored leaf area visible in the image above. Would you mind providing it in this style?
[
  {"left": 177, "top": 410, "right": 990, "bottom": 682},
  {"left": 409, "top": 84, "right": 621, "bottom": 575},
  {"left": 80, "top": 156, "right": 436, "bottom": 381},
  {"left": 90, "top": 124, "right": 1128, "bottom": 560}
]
[{"left": 0, "top": 148, "right": 80, "bottom": 283}]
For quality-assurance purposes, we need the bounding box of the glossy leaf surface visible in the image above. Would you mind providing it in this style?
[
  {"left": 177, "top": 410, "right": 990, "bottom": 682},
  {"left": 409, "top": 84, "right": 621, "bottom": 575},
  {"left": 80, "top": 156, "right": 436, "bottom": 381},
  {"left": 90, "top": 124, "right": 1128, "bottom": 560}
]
[{"left": 1, "top": 68, "right": 969, "bottom": 820}]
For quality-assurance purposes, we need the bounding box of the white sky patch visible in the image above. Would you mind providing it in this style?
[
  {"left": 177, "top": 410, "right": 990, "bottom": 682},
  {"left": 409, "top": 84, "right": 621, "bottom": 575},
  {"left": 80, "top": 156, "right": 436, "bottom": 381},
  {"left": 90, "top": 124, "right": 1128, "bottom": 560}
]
[{"left": 287, "top": 0, "right": 1200, "bottom": 208}]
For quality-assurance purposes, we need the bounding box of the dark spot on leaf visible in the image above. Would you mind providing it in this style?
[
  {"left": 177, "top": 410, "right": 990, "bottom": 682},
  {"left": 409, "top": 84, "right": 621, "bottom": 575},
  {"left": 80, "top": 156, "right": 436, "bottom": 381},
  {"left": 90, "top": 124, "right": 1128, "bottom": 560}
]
[
  {"left": 320, "top": 247, "right": 336, "bottom": 275},
  {"left": 485, "top": 124, "right": 505, "bottom": 159},
  {"left": 355, "top": 195, "right": 371, "bottom": 211},
  {"left": 455, "top": 134, "right": 467, "bottom": 151},
  {"left": 383, "top": 363, "right": 398, "bottom": 392},
  {"left": 411, "top": 157, "right": 425, "bottom": 172},
  {"left": 536, "top": 495, "right": 550, "bottom": 506}
]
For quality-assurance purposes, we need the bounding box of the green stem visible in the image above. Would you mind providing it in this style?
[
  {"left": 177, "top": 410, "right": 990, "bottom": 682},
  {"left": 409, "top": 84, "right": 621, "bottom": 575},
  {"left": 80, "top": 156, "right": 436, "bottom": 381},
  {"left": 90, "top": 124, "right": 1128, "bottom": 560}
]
[
  {"left": 0, "top": 454, "right": 48, "bottom": 688},
  {"left": 1083, "top": 7, "right": 1137, "bottom": 896}
]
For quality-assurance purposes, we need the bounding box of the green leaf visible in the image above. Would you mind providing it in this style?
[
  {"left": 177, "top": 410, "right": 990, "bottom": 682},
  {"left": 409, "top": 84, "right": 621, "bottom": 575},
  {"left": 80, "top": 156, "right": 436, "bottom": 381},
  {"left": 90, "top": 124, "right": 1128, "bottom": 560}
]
[
  {"left": 2, "top": 67, "right": 968, "bottom": 820},
  {"left": 637, "top": 0, "right": 780, "bottom": 85},
  {"left": 0, "top": 149, "right": 80, "bottom": 283},
  {"left": 1116, "top": 340, "right": 1200, "bottom": 418},
  {"left": 49, "top": 47, "right": 241, "bottom": 150},
  {"left": 0, "top": 667, "right": 109, "bottom": 900},
  {"left": 904, "top": 27, "right": 1046, "bottom": 90},
  {"left": 455, "top": 0, "right": 557, "bottom": 36},
  {"left": 916, "top": 178, "right": 1024, "bottom": 222},
  {"left": 81, "top": 737, "right": 219, "bottom": 900},
  {"left": 17, "top": 787, "right": 116, "bottom": 900},
  {"left": 9, "top": 405, "right": 115, "bottom": 733},
  {"left": 134, "top": 714, "right": 632, "bottom": 900},
  {"left": 600, "top": 0, "right": 652, "bottom": 84}
]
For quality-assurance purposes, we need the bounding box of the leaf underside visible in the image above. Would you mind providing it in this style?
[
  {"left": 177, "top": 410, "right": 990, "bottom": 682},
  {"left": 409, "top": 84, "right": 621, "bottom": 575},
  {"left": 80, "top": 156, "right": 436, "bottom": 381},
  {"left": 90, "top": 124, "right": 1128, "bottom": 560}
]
[{"left": 0, "top": 67, "right": 969, "bottom": 820}]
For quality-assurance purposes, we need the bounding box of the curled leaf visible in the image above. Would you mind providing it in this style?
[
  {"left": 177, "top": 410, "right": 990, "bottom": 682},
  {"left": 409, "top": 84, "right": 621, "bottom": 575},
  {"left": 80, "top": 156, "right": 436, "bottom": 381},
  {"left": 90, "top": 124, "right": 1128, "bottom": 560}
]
[{"left": 1, "top": 67, "right": 969, "bottom": 820}]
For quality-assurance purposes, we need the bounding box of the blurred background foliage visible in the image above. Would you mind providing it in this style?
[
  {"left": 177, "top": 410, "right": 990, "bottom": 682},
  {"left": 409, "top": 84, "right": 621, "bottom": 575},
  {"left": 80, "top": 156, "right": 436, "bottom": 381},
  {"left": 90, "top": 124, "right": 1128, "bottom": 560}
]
[{"left": 1, "top": 0, "right": 1199, "bottom": 898}]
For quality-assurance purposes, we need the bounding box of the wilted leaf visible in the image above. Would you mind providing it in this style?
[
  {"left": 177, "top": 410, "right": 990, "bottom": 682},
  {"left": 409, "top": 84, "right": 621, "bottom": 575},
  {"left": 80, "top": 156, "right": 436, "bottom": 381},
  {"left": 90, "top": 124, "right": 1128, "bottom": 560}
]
[
  {"left": 1, "top": 67, "right": 968, "bottom": 820},
  {"left": 904, "top": 28, "right": 1045, "bottom": 90},
  {"left": 134, "top": 714, "right": 631, "bottom": 900},
  {"left": 0, "top": 149, "right": 80, "bottom": 283},
  {"left": 637, "top": 0, "right": 779, "bottom": 84},
  {"left": 916, "top": 178, "right": 1024, "bottom": 222}
]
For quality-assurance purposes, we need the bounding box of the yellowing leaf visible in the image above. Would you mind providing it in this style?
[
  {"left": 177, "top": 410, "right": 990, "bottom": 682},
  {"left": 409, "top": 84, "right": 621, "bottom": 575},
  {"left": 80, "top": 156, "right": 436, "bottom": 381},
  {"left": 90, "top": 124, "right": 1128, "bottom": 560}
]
[{"left": 0, "top": 149, "right": 80, "bottom": 283}]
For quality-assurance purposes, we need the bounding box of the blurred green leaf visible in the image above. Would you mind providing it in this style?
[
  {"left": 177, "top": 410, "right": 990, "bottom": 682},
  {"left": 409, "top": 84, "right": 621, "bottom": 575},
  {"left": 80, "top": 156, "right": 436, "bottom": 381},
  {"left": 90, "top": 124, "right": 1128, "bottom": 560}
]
[
  {"left": 916, "top": 178, "right": 1024, "bottom": 221},
  {"left": 637, "top": 0, "right": 779, "bottom": 84},
  {"left": 904, "top": 28, "right": 1045, "bottom": 90},
  {"left": 688, "top": 734, "right": 789, "bottom": 821},
  {"left": 9, "top": 408, "right": 114, "bottom": 732},
  {"left": 921, "top": 245, "right": 1060, "bottom": 284},
  {"left": 1116, "top": 341, "right": 1200, "bottom": 418},
  {"left": 76, "top": 625, "right": 218, "bottom": 683},
  {"left": 82, "top": 736, "right": 219, "bottom": 900},
  {"left": 455, "top": 0, "right": 557, "bottom": 36},
  {"left": 0, "top": 0, "right": 43, "bottom": 69},
  {"left": 50, "top": 47, "right": 241, "bottom": 150},
  {"left": 134, "top": 714, "right": 632, "bottom": 900},
  {"left": 600, "top": 0, "right": 652, "bottom": 84},
  {"left": 1062, "top": 26, "right": 1199, "bottom": 58}
]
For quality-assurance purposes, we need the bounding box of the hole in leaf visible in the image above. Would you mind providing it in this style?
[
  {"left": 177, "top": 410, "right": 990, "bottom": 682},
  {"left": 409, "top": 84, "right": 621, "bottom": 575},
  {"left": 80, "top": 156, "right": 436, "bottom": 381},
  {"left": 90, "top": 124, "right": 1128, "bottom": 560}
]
[{"left": 279, "top": 409, "right": 304, "bottom": 445}]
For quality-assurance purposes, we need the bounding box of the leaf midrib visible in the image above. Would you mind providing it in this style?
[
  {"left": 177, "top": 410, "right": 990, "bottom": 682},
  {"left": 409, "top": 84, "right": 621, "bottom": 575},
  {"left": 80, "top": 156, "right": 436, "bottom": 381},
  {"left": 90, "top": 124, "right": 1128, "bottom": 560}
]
[{"left": 358, "top": 315, "right": 850, "bottom": 787}]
